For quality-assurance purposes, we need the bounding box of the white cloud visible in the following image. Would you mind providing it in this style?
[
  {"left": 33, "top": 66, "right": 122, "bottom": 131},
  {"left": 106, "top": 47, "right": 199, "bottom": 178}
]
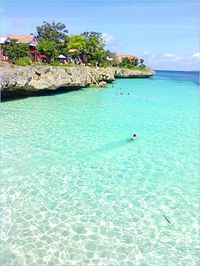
[
  {"left": 163, "top": 53, "right": 175, "bottom": 58},
  {"left": 102, "top": 33, "right": 117, "bottom": 46},
  {"left": 161, "top": 53, "right": 185, "bottom": 62},
  {"left": 141, "top": 51, "right": 150, "bottom": 56},
  {"left": 192, "top": 52, "right": 200, "bottom": 60},
  {"left": 139, "top": 51, "right": 199, "bottom": 70}
]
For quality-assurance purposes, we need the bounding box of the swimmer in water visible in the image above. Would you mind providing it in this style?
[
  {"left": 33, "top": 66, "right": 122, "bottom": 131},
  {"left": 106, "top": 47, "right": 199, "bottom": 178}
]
[{"left": 132, "top": 133, "right": 137, "bottom": 140}]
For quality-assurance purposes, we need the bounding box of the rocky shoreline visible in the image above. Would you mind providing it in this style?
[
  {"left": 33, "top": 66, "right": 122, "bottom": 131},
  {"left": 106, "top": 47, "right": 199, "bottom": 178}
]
[{"left": 1, "top": 65, "right": 155, "bottom": 100}]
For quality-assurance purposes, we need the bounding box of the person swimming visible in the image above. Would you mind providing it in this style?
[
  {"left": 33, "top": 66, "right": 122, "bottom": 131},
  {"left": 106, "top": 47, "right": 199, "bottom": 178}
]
[{"left": 132, "top": 133, "right": 137, "bottom": 140}]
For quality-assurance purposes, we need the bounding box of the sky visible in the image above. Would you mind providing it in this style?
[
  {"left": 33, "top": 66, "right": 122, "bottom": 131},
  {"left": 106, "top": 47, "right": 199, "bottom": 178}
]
[{"left": 1, "top": 0, "right": 199, "bottom": 70}]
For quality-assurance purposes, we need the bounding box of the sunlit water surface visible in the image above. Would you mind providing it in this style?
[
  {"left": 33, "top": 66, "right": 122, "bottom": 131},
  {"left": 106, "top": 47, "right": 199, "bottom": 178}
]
[{"left": 1, "top": 71, "right": 199, "bottom": 266}]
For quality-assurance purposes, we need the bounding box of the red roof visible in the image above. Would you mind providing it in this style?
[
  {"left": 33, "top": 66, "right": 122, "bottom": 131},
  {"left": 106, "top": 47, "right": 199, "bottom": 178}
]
[
  {"left": 39, "top": 54, "right": 47, "bottom": 59},
  {"left": 9, "top": 35, "right": 36, "bottom": 44},
  {"left": 116, "top": 54, "right": 138, "bottom": 61}
]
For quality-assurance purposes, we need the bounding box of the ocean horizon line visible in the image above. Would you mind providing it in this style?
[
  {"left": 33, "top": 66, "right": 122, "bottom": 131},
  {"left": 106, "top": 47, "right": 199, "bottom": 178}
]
[{"left": 155, "top": 69, "right": 199, "bottom": 73}]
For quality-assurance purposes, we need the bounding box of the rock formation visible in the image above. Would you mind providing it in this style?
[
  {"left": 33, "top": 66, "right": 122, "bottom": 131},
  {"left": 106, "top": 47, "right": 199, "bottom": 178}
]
[{"left": 0, "top": 65, "right": 155, "bottom": 99}]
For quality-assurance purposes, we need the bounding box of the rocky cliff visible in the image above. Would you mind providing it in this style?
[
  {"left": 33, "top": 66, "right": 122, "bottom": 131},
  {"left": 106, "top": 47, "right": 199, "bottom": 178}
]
[
  {"left": 114, "top": 68, "right": 155, "bottom": 78},
  {"left": 1, "top": 65, "right": 155, "bottom": 99}
]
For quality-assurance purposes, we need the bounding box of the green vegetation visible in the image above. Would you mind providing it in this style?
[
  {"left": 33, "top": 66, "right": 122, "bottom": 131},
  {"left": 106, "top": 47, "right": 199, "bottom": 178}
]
[
  {"left": 34, "top": 21, "right": 113, "bottom": 66},
  {"left": 15, "top": 57, "right": 32, "bottom": 66},
  {"left": 36, "top": 21, "right": 68, "bottom": 43},
  {"left": 36, "top": 21, "right": 68, "bottom": 61},
  {"left": 139, "top": 65, "right": 148, "bottom": 71},
  {"left": 37, "top": 39, "right": 58, "bottom": 62},
  {"left": 4, "top": 40, "right": 29, "bottom": 63},
  {"left": 35, "top": 22, "right": 117, "bottom": 67},
  {"left": 50, "top": 61, "right": 62, "bottom": 66},
  {"left": 119, "top": 57, "right": 139, "bottom": 68},
  {"left": 117, "top": 56, "right": 150, "bottom": 71},
  {"left": 3, "top": 20, "right": 149, "bottom": 70},
  {"left": 80, "top": 32, "right": 107, "bottom": 66},
  {"left": 68, "top": 35, "right": 86, "bottom": 52}
]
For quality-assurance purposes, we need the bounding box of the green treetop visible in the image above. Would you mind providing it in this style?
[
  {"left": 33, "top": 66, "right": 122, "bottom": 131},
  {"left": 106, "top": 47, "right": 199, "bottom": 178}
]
[
  {"left": 67, "top": 35, "right": 86, "bottom": 60},
  {"left": 81, "top": 32, "right": 107, "bottom": 66},
  {"left": 36, "top": 21, "right": 69, "bottom": 61},
  {"left": 37, "top": 39, "right": 58, "bottom": 61},
  {"left": 36, "top": 21, "right": 68, "bottom": 43}
]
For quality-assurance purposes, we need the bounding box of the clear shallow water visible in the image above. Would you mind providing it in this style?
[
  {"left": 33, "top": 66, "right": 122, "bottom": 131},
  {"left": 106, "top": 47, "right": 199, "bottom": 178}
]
[{"left": 1, "top": 71, "right": 199, "bottom": 266}]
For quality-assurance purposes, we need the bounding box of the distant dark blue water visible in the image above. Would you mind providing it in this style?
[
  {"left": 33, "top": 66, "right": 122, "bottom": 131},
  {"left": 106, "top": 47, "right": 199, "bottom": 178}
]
[{"left": 155, "top": 70, "right": 199, "bottom": 85}]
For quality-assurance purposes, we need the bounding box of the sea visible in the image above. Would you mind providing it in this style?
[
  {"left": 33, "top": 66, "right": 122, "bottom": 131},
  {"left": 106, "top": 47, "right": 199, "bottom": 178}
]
[{"left": 1, "top": 70, "right": 199, "bottom": 266}]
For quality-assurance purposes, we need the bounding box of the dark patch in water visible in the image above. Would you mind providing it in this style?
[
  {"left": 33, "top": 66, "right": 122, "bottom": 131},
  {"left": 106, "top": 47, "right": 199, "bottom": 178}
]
[
  {"left": 76, "top": 138, "right": 134, "bottom": 161},
  {"left": 163, "top": 215, "right": 171, "bottom": 224},
  {"left": 1, "top": 86, "right": 84, "bottom": 102}
]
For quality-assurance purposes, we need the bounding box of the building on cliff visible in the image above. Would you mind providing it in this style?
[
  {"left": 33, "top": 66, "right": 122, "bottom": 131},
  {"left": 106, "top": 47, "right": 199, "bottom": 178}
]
[
  {"left": 9, "top": 34, "right": 39, "bottom": 62},
  {"left": 116, "top": 54, "right": 139, "bottom": 62},
  {"left": 0, "top": 37, "right": 11, "bottom": 61},
  {"left": 0, "top": 35, "right": 80, "bottom": 64},
  {"left": 0, "top": 34, "right": 41, "bottom": 62}
]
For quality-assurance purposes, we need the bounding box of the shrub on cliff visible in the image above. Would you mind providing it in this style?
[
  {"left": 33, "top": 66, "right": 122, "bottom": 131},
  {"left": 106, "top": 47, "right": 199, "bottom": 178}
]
[
  {"left": 119, "top": 57, "right": 139, "bottom": 68},
  {"left": 50, "top": 61, "right": 61, "bottom": 66},
  {"left": 139, "top": 65, "right": 151, "bottom": 72},
  {"left": 4, "top": 40, "right": 29, "bottom": 63},
  {"left": 15, "top": 57, "right": 32, "bottom": 66}
]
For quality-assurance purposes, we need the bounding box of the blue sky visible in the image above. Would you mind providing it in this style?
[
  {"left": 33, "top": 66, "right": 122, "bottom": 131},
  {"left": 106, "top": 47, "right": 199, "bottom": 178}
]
[{"left": 1, "top": 0, "right": 199, "bottom": 70}]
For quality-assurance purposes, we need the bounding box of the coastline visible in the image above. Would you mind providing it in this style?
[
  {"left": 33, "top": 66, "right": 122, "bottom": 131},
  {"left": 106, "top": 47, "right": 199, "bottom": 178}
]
[{"left": 1, "top": 65, "right": 155, "bottom": 100}]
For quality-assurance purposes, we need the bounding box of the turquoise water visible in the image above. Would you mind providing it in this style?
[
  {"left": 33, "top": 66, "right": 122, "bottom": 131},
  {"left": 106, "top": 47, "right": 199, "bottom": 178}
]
[{"left": 1, "top": 71, "right": 199, "bottom": 266}]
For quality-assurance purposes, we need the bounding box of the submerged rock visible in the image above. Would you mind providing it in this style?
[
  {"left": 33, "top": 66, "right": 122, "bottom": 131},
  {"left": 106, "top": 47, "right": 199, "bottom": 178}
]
[{"left": 99, "top": 81, "right": 107, "bottom": 87}]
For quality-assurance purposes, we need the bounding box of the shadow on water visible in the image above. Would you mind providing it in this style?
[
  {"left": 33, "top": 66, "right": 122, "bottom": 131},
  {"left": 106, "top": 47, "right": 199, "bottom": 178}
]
[
  {"left": 1, "top": 86, "right": 84, "bottom": 102},
  {"left": 76, "top": 138, "right": 134, "bottom": 161}
]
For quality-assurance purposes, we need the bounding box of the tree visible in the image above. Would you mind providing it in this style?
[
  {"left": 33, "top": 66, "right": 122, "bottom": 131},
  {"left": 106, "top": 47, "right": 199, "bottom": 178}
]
[
  {"left": 37, "top": 21, "right": 68, "bottom": 43},
  {"left": 105, "top": 50, "right": 118, "bottom": 66},
  {"left": 89, "top": 47, "right": 107, "bottom": 66},
  {"left": 140, "top": 59, "right": 144, "bottom": 65},
  {"left": 119, "top": 57, "right": 139, "bottom": 68},
  {"left": 4, "top": 40, "right": 29, "bottom": 62},
  {"left": 81, "top": 32, "right": 107, "bottom": 66},
  {"left": 68, "top": 35, "right": 86, "bottom": 50},
  {"left": 37, "top": 39, "right": 58, "bottom": 62},
  {"left": 37, "top": 21, "right": 68, "bottom": 61},
  {"left": 59, "top": 35, "right": 69, "bottom": 55},
  {"left": 139, "top": 58, "right": 146, "bottom": 67},
  {"left": 67, "top": 35, "right": 86, "bottom": 60}
]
